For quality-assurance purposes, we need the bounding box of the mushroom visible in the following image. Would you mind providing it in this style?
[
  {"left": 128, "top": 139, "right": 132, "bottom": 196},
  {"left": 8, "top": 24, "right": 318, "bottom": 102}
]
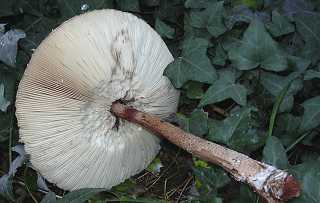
[
  {"left": 15, "top": 9, "right": 179, "bottom": 190},
  {"left": 16, "top": 9, "right": 301, "bottom": 202}
]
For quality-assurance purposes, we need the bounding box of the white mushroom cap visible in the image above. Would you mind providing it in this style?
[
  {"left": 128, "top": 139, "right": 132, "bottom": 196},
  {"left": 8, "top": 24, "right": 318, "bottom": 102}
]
[{"left": 15, "top": 9, "right": 179, "bottom": 190}]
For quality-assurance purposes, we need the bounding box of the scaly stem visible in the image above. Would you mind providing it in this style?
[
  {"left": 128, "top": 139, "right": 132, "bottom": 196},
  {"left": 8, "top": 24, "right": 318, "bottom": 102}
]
[{"left": 111, "top": 102, "right": 300, "bottom": 203}]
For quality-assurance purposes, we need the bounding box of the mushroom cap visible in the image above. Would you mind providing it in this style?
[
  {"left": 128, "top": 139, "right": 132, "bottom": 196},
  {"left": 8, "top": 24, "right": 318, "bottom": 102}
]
[{"left": 15, "top": 9, "right": 179, "bottom": 190}]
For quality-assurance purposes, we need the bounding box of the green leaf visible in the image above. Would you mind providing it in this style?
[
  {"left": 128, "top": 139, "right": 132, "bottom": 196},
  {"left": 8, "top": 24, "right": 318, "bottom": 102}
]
[
  {"left": 228, "top": 19, "right": 287, "bottom": 71},
  {"left": 184, "top": 0, "right": 211, "bottom": 9},
  {"left": 157, "top": 0, "right": 182, "bottom": 23},
  {"left": 185, "top": 81, "right": 204, "bottom": 99},
  {"left": 40, "top": 192, "right": 57, "bottom": 203},
  {"left": 210, "top": 44, "right": 227, "bottom": 66},
  {"left": 262, "top": 136, "right": 289, "bottom": 169},
  {"left": 188, "top": 1, "right": 227, "bottom": 37},
  {"left": 273, "top": 114, "right": 302, "bottom": 147},
  {"left": 294, "top": 13, "right": 320, "bottom": 63},
  {"left": 193, "top": 165, "right": 230, "bottom": 195},
  {"left": 199, "top": 69, "right": 247, "bottom": 106},
  {"left": 116, "top": 0, "right": 140, "bottom": 12},
  {"left": 304, "top": 70, "right": 320, "bottom": 80},
  {"left": 287, "top": 55, "right": 311, "bottom": 73},
  {"left": 207, "top": 1, "right": 227, "bottom": 37},
  {"left": 147, "top": 157, "right": 163, "bottom": 174},
  {"left": 155, "top": 18, "right": 175, "bottom": 39},
  {"left": 242, "top": 0, "right": 258, "bottom": 9},
  {"left": 189, "top": 109, "right": 208, "bottom": 136},
  {"left": 266, "top": 11, "right": 294, "bottom": 37},
  {"left": 175, "top": 113, "right": 190, "bottom": 132},
  {"left": 56, "top": 188, "right": 106, "bottom": 203},
  {"left": 208, "top": 107, "right": 264, "bottom": 152},
  {"left": 226, "top": 5, "right": 254, "bottom": 29},
  {"left": 290, "top": 160, "right": 320, "bottom": 203},
  {"left": 0, "top": 175, "right": 15, "bottom": 201},
  {"left": 229, "top": 185, "right": 257, "bottom": 203},
  {"left": 112, "top": 179, "right": 136, "bottom": 193},
  {"left": 164, "top": 37, "right": 217, "bottom": 88},
  {"left": 260, "top": 72, "right": 302, "bottom": 112},
  {"left": 175, "top": 109, "right": 208, "bottom": 137},
  {"left": 184, "top": 14, "right": 212, "bottom": 39},
  {"left": 267, "top": 80, "right": 292, "bottom": 138},
  {"left": 300, "top": 96, "right": 320, "bottom": 131}
]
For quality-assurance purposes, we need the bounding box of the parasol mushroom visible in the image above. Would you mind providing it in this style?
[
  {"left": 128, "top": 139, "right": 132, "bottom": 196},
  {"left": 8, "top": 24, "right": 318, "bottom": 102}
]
[
  {"left": 15, "top": 9, "right": 179, "bottom": 190},
  {"left": 16, "top": 9, "right": 300, "bottom": 202}
]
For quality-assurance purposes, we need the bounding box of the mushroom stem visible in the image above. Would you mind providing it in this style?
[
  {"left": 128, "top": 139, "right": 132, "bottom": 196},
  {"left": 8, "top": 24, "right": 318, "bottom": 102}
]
[{"left": 111, "top": 102, "right": 300, "bottom": 203}]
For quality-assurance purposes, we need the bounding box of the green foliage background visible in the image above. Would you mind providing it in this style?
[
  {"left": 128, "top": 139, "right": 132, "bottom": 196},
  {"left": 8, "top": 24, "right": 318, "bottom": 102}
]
[{"left": 0, "top": 0, "right": 320, "bottom": 202}]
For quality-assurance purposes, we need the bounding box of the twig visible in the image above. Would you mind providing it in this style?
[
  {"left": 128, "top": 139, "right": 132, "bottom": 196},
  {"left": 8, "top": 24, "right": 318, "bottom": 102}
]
[
  {"left": 111, "top": 102, "right": 300, "bottom": 203},
  {"left": 209, "top": 105, "right": 229, "bottom": 117},
  {"left": 176, "top": 175, "right": 193, "bottom": 203}
]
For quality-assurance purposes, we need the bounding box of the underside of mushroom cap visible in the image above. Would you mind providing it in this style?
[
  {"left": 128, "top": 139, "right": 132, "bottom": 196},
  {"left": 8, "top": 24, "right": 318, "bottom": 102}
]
[{"left": 15, "top": 9, "right": 179, "bottom": 190}]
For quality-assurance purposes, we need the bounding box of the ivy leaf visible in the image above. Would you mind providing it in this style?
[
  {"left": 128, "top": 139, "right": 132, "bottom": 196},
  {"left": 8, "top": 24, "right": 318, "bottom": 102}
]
[
  {"left": 226, "top": 5, "right": 254, "bottom": 29},
  {"left": 56, "top": 188, "right": 106, "bottom": 203},
  {"left": 274, "top": 113, "right": 302, "bottom": 146},
  {"left": 290, "top": 160, "right": 320, "bottom": 203},
  {"left": 185, "top": 81, "right": 204, "bottom": 99},
  {"left": 241, "top": 0, "right": 258, "bottom": 9},
  {"left": 211, "top": 44, "right": 227, "bottom": 66},
  {"left": 174, "top": 109, "right": 208, "bottom": 137},
  {"left": 193, "top": 165, "right": 230, "bottom": 195},
  {"left": 157, "top": 0, "right": 182, "bottom": 23},
  {"left": 0, "top": 26, "right": 26, "bottom": 67},
  {"left": 207, "top": 1, "right": 227, "bottom": 37},
  {"left": 262, "top": 136, "right": 289, "bottom": 169},
  {"left": 155, "top": 18, "right": 175, "bottom": 39},
  {"left": 184, "top": 0, "right": 211, "bottom": 9},
  {"left": 260, "top": 72, "right": 303, "bottom": 112},
  {"left": 300, "top": 96, "right": 320, "bottom": 131},
  {"left": 188, "top": 1, "right": 227, "bottom": 37},
  {"left": 282, "top": 0, "right": 315, "bottom": 19},
  {"left": 189, "top": 109, "right": 208, "bottom": 137},
  {"left": 228, "top": 19, "right": 287, "bottom": 71},
  {"left": 184, "top": 13, "right": 212, "bottom": 39},
  {"left": 199, "top": 69, "right": 247, "bottom": 106},
  {"left": 294, "top": 13, "right": 320, "bottom": 63},
  {"left": 266, "top": 10, "right": 294, "bottom": 37},
  {"left": 164, "top": 37, "right": 217, "bottom": 88},
  {"left": 40, "top": 192, "right": 57, "bottom": 203},
  {"left": 208, "top": 107, "right": 264, "bottom": 153},
  {"left": 304, "top": 70, "right": 320, "bottom": 80},
  {"left": 226, "top": 5, "right": 270, "bottom": 29},
  {"left": 287, "top": 55, "right": 311, "bottom": 73}
]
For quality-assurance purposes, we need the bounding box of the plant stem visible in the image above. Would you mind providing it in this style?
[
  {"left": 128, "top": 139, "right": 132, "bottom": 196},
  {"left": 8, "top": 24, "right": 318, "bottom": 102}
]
[
  {"left": 285, "top": 131, "right": 311, "bottom": 152},
  {"left": 267, "top": 82, "right": 292, "bottom": 138},
  {"left": 111, "top": 102, "right": 300, "bottom": 203}
]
